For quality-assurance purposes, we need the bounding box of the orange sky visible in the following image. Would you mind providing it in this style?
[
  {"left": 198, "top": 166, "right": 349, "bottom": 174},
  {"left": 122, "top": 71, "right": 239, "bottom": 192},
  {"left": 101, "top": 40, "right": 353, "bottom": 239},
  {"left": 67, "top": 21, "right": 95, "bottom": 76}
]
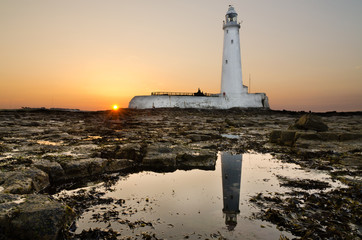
[{"left": 0, "top": 0, "right": 361, "bottom": 111}]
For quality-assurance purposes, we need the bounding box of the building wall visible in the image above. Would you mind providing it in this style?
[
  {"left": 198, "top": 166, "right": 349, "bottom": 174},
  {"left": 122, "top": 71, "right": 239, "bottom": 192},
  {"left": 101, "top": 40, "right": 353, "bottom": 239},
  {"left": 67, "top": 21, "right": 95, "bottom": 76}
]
[{"left": 128, "top": 93, "right": 269, "bottom": 109}]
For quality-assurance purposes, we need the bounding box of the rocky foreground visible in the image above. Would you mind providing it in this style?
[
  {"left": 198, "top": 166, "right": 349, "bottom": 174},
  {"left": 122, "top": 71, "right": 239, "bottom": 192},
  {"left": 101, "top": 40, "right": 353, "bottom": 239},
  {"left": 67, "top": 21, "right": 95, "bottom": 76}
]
[{"left": 0, "top": 108, "right": 361, "bottom": 239}]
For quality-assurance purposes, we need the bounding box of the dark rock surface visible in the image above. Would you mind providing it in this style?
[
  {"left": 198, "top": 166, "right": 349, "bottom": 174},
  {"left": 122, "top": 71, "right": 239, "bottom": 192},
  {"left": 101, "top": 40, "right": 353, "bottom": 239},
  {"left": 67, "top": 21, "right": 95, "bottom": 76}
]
[
  {"left": 0, "top": 168, "right": 49, "bottom": 194},
  {"left": 0, "top": 108, "right": 361, "bottom": 239},
  {"left": 0, "top": 194, "right": 73, "bottom": 240},
  {"left": 176, "top": 148, "right": 216, "bottom": 169},
  {"left": 289, "top": 114, "right": 329, "bottom": 132},
  {"left": 142, "top": 143, "right": 217, "bottom": 169},
  {"left": 33, "top": 159, "right": 65, "bottom": 181},
  {"left": 142, "top": 143, "right": 177, "bottom": 168}
]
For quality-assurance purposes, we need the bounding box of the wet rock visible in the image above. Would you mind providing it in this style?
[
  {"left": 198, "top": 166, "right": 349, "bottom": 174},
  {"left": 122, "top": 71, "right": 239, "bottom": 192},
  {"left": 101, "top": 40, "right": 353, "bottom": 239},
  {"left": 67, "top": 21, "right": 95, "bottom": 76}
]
[
  {"left": 295, "top": 132, "right": 321, "bottom": 141},
  {"left": 280, "top": 131, "right": 297, "bottom": 146},
  {"left": 104, "top": 159, "right": 134, "bottom": 172},
  {"left": 339, "top": 133, "right": 362, "bottom": 141},
  {"left": 270, "top": 130, "right": 297, "bottom": 146},
  {"left": 33, "top": 159, "right": 65, "bottom": 182},
  {"left": 271, "top": 127, "right": 361, "bottom": 151},
  {"left": 0, "top": 193, "right": 20, "bottom": 204},
  {"left": 176, "top": 149, "right": 217, "bottom": 169},
  {"left": 0, "top": 193, "right": 23, "bottom": 238},
  {"left": 319, "top": 132, "right": 340, "bottom": 141},
  {"left": 0, "top": 144, "right": 10, "bottom": 153},
  {"left": 58, "top": 188, "right": 114, "bottom": 215},
  {"left": 0, "top": 194, "right": 73, "bottom": 240},
  {"left": 277, "top": 176, "right": 331, "bottom": 190},
  {"left": 87, "top": 158, "right": 108, "bottom": 175},
  {"left": 60, "top": 158, "right": 107, "bottom": 180},
  {"left": 1, "top": 168, "right": 50, "bottom": 194},
  {"left": 269, "top": 130, "right": 282, "bottom": 144},
  {"left": 270, "top": 129, "right": 350, "bottom": 147},
  {"left": 339, "top": 157, "right": 362, "bottom": 167},
  {"left": 262, "top": 208, "right": 286, "bottom": 226},
  {"left": 101, "top": 143, "right": 146, "bottom": 162},
  {"left": 0, "top": 172, "right": 9, "bottom": 185},
  {"left": 0, "top": 108, "right": 361, "bottom": 239},
  {"left": 72, "top": 228, "right": 120, "bottom": 240},
  {"left": 189, "top": 142, "right": 218, "bottom": 150},
  {"left": 289, "top": 114, "right": 328, "bottom": 132},
  {"left": 2, "top": 175, "right": 33, "bottom": 194},
  {"left": 34, "top": 157, "right": 133, "bottom": 182},
  {"left": 142, "top": 143, "right": 177, "bottom": 168},
  {"left": 225, "top": 118, "right": 240, "bottom": 127},
  {"left": 187, "top": 134, "right": 212, "bottom": 142},
  {"left": 254, "top": 185, "right": 362, "bottom": 239},
  {"left": 27, "top": 168, "right": 50, "bottom": 191},
  {"left": 142, "top": 143, "right": 217, "bottom": 169},
  {"left": 60, "top": 160, "right": 90, "bottom": 179},
  {"left": 185, "top": 130, "right": 220, "bottom": 142},
  {"left": 143, "top": 153, "right": 177, "bottom": 168}
]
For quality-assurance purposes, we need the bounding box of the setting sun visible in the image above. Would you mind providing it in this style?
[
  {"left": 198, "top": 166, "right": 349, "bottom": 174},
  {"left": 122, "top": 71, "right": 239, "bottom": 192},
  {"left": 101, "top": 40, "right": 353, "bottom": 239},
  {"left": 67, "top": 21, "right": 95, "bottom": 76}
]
[{"left": 112, "top": 105, "right": 119, "bottom": 110}]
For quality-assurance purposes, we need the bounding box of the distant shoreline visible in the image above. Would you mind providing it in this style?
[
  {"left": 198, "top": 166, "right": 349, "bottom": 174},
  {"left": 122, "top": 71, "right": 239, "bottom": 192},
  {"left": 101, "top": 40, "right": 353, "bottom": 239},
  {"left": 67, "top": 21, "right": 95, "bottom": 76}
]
[{"left": 0, "top": 107, "right": 361, "bottom": 116}]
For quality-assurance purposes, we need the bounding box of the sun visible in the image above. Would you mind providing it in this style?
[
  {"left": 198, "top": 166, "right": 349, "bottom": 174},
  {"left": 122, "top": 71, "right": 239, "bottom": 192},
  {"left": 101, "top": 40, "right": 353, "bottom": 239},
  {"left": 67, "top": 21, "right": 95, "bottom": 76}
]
[{"left": 112, "top": 105, "right": 119, "bottom": 110}]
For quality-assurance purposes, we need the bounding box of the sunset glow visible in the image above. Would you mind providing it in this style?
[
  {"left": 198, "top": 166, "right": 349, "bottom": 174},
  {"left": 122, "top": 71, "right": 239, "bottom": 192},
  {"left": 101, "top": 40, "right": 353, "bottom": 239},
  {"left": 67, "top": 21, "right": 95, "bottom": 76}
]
[
  {"left": 113, "top": 105, "right": 119, "bottom": 111},
  {"left": 0, "top": 0, "right": 361, "bottom": 111}
]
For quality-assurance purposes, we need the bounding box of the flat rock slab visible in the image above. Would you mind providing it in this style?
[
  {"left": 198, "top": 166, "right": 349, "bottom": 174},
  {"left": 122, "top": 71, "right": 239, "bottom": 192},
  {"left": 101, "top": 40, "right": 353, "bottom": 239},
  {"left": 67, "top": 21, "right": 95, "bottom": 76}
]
[
  {"left": 0, "top": 194, "right": 72, "bottom": 240},
  {"left": 60, "top": 158, "right": 107, "bottom": 180},
  {"left": 100, "top": 143, "right": 146, "bottom": 162},
  {"left": 289, "top": 114, "right": 328, "bottom": 132},
  {"left": 142, "top": 143, "right": 177, "bottom": 168},
  {"left": 0, "top": 168, "right": 49, "bottom": 194},
  {"left": 176, "top": 149, "right": 217, "bottom": 169},
  {"left": 57, "top": 158, "right": 134, "bottom": 181},
  {"left": 270, "top": 130, "right": 362, "bottom": 147},
  {"left": 142, "top": 143, "right": 217, "bottom": 169},
  {"left": 104, "top": 159, "right": 134, "bottom": 173},
  {"left": 33, "top": 159, "right": 65, "bottom": 182}
]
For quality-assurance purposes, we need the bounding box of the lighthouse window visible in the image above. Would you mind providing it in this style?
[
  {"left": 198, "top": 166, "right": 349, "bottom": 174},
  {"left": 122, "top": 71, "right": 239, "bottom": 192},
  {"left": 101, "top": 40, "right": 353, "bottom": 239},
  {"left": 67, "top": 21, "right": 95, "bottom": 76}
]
[
  {"left": 225, "top": 60, "right": 228, "bottom": 64},
  {"left": 231, "top": 39, "right": 233, "bottom": 44},
  {"left": 226, "top": 30, "right": 228, "bottom": 34}
]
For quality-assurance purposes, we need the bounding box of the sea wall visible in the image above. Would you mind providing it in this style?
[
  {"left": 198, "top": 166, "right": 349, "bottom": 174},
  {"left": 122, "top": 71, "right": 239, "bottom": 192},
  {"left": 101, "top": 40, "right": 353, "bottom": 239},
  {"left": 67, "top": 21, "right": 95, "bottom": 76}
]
[{"left": 128, "top": 93, "right": 269, "bottom": 109}]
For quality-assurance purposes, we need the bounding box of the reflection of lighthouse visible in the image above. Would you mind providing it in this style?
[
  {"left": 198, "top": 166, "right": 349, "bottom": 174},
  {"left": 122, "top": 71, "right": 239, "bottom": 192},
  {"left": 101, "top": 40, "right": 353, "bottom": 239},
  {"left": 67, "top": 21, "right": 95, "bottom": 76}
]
[{"left": 221, "top": 152, "right": 242, "bottom": 231}]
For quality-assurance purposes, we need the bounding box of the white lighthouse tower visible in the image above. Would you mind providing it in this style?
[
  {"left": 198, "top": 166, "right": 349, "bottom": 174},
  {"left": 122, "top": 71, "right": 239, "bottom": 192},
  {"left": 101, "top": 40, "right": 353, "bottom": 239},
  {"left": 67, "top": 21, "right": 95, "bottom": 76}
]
[
  {"left": 221, "top": 5, "right": 247, "bottom": 97},
  {"left": 128, "top": 6, "right": 269, "bottom": 109}
]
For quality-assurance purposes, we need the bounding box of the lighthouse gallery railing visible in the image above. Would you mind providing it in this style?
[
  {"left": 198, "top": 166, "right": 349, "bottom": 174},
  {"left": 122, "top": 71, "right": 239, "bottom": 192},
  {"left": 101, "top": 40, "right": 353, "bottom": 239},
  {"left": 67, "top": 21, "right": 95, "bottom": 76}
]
[{"left": 151, "top": 92, "right": 219, "bottom": 97}]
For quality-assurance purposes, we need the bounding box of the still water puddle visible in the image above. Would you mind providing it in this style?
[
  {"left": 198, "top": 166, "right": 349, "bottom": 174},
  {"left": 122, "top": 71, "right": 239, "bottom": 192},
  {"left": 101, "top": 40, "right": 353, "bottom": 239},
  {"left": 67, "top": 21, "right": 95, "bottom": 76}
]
[
  {"left": 64, "top": 152, "right": 344, "bottom": 239},
  {"left": 221, "top": 134, "right": 240, "bottom": 139},
  {"left": 36, "top": 140, "right": 63, "bottom": 146},
  {"left": 84, "top": 135, "right": 102, "bottom": 141}
]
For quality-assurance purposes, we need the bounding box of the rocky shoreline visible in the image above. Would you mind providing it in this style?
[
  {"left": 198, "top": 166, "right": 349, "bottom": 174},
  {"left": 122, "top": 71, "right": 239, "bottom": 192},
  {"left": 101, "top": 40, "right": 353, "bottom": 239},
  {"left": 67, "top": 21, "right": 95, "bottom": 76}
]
[{"left": 0, "top": 108, "right": 361, "bottom": 239}]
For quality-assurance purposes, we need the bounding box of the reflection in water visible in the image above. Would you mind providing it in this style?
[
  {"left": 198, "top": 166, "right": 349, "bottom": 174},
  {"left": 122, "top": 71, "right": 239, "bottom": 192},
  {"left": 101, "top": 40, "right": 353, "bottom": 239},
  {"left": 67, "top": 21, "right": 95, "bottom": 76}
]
[
  {"left": 221, "top": 152, "right": 242, "bottom": 231},
  {"left": 67, "top": 152, "right": 338, "bottom": 239}
]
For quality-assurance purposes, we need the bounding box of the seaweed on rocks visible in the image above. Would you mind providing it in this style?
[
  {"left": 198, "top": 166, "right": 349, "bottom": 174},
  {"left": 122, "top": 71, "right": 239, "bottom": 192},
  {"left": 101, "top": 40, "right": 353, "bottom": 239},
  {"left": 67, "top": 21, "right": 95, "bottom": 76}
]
[
  {"left": 277, "top": 175, "right": 331, "bottom": 190},
  {"left": 252, "top": 185, "right": 362, "bottom": 239},
  {"left": 70, "top": 228, "right": 120, "bottom": 240}
]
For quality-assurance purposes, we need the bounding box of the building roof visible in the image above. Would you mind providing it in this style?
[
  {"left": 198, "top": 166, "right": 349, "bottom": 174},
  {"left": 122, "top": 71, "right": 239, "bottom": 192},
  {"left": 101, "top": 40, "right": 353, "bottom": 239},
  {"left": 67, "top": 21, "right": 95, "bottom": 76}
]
[{"left": 226, "top": 5, "right": 237, "bottom": 16}]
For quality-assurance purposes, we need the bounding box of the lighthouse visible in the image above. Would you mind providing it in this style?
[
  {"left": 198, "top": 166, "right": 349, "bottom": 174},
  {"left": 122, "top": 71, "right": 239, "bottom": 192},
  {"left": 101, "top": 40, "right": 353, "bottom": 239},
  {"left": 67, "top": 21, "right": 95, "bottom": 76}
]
[
  {"left": 221, "top": 152, "right": 242, "bottom": 231},
  {"left": 221, "top": 5, "right": 247, "bottom": 97},
  {"left": 128, "top": 6, "right": 269, "bottom": 109}
]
